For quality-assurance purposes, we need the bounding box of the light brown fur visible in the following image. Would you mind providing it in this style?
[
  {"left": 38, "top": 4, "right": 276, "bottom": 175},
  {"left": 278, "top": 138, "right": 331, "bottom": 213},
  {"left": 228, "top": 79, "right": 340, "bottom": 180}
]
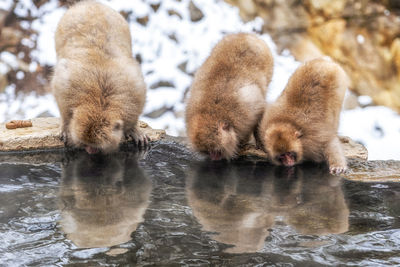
[
  {"left": 259, "top": 58, "right": 349, "bottom": 173},
  {"left": 51, "top": 1, "right": 147, "bottom": 154},
  {"left": 59, "top": 152, "right": 152, "bottom": 248},
  {"left": 185, "top": 33, "right": 273, "bottom": 160},
  {"left": 185, "top": 162, "right": 348, "bottom": 253}
]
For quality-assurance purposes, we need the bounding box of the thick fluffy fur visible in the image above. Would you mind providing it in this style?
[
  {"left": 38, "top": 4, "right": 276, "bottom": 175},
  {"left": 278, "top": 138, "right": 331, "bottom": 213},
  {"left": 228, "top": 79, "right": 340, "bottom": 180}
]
[
  {"left": 185, "top": 33, "right": 273, "bottom": 160},
  {"left": 185, "top": 162, "right": 348, "bottom": 253},
  {"left": 51, "top": 1, "right": 147, "bottom": 154},
  {"left": 259, "top": 58, "right": 349, "bottom": 173},
  {"left": 59, "top": 152, "right": 152, "bottom": 248},
  {"left": 185, "top": 162, "right": 274, "bottom": 253}
]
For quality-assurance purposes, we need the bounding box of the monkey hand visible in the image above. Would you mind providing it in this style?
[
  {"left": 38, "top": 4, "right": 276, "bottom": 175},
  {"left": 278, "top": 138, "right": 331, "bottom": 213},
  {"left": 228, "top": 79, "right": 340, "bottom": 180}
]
[
  {"left": 329, "top": 165, "right": 347, "bottom": 175},
  {"left": 124, "top": 127, "right": 150, "bottom": 148}
]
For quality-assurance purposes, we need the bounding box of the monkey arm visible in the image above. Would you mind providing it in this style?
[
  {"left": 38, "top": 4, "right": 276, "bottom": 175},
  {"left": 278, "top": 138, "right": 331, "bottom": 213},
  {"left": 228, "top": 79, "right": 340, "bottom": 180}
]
[{"left": 325, "top": 136, "right": 347, "bottom": 174}]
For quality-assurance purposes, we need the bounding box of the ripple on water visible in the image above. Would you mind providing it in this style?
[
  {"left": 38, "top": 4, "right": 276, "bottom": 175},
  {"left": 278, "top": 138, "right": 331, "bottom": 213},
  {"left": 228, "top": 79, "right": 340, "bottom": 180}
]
[{"left": 0, "top": 144, "right": 400, "bottom": 266}]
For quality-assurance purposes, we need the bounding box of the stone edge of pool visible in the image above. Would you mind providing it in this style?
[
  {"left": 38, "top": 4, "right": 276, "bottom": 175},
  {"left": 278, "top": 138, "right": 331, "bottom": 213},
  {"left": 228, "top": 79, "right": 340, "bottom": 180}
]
[{"left": 1, "top": 117, "right": 399, "bottom": 182}]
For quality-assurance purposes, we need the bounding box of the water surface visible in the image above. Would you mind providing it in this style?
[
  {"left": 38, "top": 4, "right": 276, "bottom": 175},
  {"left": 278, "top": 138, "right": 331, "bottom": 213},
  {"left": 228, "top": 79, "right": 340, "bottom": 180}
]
[{"left": 1, "top": 141, "right": 400, "bottom": 266}]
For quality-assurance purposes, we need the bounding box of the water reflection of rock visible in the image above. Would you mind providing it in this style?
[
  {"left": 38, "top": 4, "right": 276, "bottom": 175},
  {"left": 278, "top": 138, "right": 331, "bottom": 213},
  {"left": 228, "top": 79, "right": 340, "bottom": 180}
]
[
  {"left": 186, "top": 162, "right": 349, "bottom": 253},
  {"left": 59, "top": 152, "right": 152, "bottom": 248}
]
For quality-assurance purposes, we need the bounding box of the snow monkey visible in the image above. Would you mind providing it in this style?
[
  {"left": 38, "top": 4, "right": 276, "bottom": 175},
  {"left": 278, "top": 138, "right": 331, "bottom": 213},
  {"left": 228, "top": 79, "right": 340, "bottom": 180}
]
[
  {"left": 185, "top": 33, "right": 273, "bottom": 160},
  {"left": 51, "top": 1, "right": 147, "bottom": 154},
  {"left": 259, "top": 58, "right": 349, "bottom": 174}
]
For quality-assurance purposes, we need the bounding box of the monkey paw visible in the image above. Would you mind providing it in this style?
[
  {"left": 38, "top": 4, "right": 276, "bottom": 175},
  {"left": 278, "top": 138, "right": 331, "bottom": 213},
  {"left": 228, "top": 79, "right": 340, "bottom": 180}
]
[
  {"left": 125, "top": 129, "right": 150, "bottom": 148},
  {"left": 60, "top": 131, "right": 70, "bottom": 146},
  {"left": 329, "top": 165, "right": 347, "bottom": 175}
]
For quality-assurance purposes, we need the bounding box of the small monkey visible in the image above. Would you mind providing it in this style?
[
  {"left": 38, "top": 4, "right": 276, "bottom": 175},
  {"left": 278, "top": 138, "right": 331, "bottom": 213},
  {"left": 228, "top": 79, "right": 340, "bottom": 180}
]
[
  {"left": 185, "top": 33, "right": 273, "bottom": 160},
  {"left": 59, "top": 152, "right": 152, "bottom": 248},
  {"left": 259, "top": 58, "right": 348, "bottom": 174},
  {"left": 51, "top": 1, "right": 147, "bottom": 154}
]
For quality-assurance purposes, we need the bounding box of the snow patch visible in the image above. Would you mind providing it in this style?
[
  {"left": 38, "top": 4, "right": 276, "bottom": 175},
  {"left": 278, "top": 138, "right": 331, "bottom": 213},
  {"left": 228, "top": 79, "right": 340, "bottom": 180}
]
[{"left": 340, "top": 106, "right": 400, "bottom": 160}]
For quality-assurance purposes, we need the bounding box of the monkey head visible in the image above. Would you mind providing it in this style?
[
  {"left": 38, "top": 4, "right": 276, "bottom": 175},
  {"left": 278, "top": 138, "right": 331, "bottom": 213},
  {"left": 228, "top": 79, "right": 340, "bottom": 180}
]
[
  {"left": 69, "top": 105, "right": 124, "bottom": 154},
  {"left": 264, "top": 122, "right": 304, "bottom": 167},
  {"left": 188, "top": 114, "right": 238, "bottom": 160}
]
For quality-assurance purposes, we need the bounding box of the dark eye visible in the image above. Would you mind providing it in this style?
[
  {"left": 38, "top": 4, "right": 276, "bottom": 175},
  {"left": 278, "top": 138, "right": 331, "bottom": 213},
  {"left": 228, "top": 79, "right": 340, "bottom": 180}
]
[
  {"left": 295, "top": 131, "right": 303, "bottom": 138},
  {"left": 113, "top": 122, "right": 122, "bottom": 131},
  {"left": 222, "top": 122, "right": 230, "bottom": 130}
]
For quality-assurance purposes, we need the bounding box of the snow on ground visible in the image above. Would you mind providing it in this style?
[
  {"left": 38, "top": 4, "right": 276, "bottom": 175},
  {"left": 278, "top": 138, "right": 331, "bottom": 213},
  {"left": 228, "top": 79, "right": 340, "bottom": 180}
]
[
  {"left": 0, "top": 0, "right": 399, "bottom": 160},
  {"left": 0, "top": 85, "right": 59, "bottom": 121},
  {"left": 340, "top": 106, "right": 400, "bottom": 160}
]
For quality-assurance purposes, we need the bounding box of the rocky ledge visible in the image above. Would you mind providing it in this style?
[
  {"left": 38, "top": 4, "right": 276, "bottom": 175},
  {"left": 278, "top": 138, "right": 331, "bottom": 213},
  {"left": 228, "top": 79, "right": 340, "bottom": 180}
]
[
  {"left": 0, "top": 117, "right": 398, "bottom": 182},
  {"left": 0, "top": 117, "right": 166, "bottom": 151}
]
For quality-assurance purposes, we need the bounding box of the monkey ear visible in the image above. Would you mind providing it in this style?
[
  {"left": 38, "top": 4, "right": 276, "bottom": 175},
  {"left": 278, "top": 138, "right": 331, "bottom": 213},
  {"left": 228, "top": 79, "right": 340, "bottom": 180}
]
[
  {"left": 295, "top": 130, "right": 303, "bottom": 138},
  {"left": 113, "top": 120, "right": 123, "bottom": 131}
]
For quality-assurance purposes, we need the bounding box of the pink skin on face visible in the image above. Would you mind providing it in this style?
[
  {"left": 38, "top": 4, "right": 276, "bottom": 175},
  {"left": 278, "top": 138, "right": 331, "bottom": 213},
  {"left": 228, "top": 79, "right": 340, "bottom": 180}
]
[
  {"left": 85, "top": 146, "right": 100, "bottom": 154},
  {"left": 279, "top": 152, "right": 297, "bottom": 167},
  {"left": 209, "top": 151, "right": 223, "bottom": 161}
]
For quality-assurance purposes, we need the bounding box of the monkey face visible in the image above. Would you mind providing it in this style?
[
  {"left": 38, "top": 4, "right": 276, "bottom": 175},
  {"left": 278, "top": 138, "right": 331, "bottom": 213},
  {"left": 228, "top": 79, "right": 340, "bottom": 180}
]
[
  {"left": 276, "top": 151, "right": 298, "bottom": 166},
  {"left": 265, "top": 123, "right": 303, "bottom": 167},
  {"left": 189, "top": 117, "right": 238, "bottom": 160},
  {"left": 70, "top": 107, "right": 124, "bottom": 154}
]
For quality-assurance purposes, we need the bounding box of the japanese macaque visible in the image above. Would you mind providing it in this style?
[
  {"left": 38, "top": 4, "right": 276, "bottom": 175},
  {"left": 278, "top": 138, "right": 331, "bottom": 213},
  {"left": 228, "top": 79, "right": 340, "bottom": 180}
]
[
  {"left": 185, "top": 162, "right": 275, "bottom": 253},
  {"left": 51, "top": 1, "right": 147, "bottom": 154},
  {"left": 259, "top": 58, "right": 349, "bottom": 174},
  {"left": 185, "top": 33, "right": 273, "bottom": 160},
  {"left": 185, "top": 162, "right": 349, "bottom": 253},
  {"left": 59, "top": 152, "right": 152, "bottom": 248},
  {"left": 281, "top": 166, "right": 349, "bottom": 236}
]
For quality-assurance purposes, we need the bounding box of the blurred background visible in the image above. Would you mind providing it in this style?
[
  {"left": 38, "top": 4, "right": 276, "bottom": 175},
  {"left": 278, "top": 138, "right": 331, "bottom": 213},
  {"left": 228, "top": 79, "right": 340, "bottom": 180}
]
[{"left": 0, "top": 0, "right": 399, "bottom": 160}]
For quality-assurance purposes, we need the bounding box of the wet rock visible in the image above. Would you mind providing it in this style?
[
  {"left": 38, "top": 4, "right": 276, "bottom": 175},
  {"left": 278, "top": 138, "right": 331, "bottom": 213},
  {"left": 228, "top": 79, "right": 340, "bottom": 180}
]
[
  {"left": 346, "top": 159, "right": 400, "bottom": 182},
  {"left": 239, "top": 135, "right": 368, "bottom": 161},
  {"left": 0, "top": 117, "right": 63, "bottom": 151},
  {"left": 0, "top": 117, "right": 366, "bottom": 162},
  {"left": 339, "top": 136, "right": 368, "bottom": 160},
  {"left": 0, "top": 117, "right": 166, "bottom": 152},
  {"left": 189, "top": 1, "right": 204, "bottom": 22},
  {"left": 0, "top": 131, "right": 399, "bottom": 183},
  {"left": 3, "top": 117, "right": 400, "bottom": 184}
]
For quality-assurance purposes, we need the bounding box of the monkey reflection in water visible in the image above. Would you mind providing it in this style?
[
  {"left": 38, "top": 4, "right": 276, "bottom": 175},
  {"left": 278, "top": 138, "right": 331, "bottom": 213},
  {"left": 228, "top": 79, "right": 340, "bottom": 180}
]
[
  {"left": 59, "top": 152, "right": 152, "bottom": 248},
  {"left": 186, "top": 163, "right": 349, "bottom": 253}
]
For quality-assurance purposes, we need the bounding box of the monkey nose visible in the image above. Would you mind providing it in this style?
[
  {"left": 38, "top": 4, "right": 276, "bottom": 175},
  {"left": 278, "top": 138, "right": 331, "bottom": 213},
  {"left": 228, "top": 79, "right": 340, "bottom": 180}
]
[
  {"left": 85, "top": 146, "right": 100, "bottom": 154},
  {"left": 278, "top": 152, "right": 297, "bottom": 166},
  {"left": 209, "top": 151, "right": 222, "bottom": 161}
]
